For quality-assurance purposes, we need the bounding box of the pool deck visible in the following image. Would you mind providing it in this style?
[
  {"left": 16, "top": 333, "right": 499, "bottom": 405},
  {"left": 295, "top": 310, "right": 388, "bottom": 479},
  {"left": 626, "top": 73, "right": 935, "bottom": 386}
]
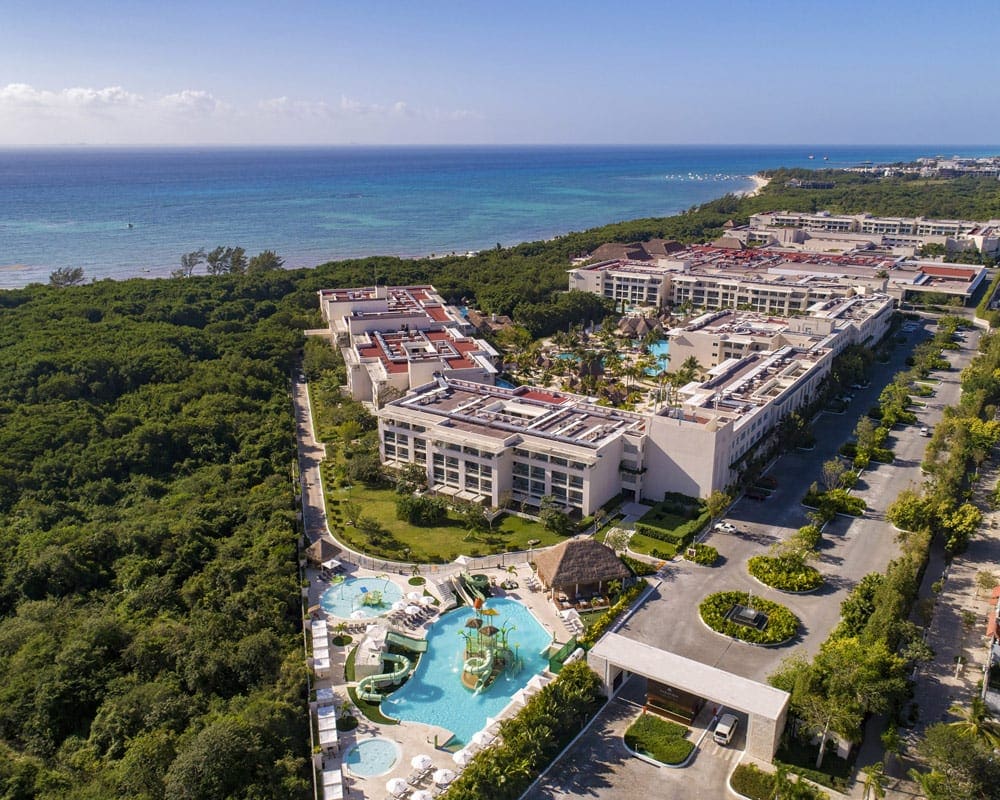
[{"left": 309, "top": 561, "right": 573, "bottom": 799}]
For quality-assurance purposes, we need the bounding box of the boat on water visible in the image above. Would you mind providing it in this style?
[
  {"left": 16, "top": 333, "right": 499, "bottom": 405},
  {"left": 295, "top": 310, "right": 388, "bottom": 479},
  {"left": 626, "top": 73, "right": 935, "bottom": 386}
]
[{"left": 808, "top": 154, "right": 815, "bottom": 160}]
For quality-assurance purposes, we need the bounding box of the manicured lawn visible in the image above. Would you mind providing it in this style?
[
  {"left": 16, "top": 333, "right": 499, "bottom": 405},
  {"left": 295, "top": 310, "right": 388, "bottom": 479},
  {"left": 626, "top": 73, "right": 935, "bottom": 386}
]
[
  {"left": 628, "top": 531, "right": 677, "bottom": 558},
  {"left": 624, "top": 713, "right": 694, "bottom": 765},
  {"left": 327, "top": 483, "right": 565, "bottom": 562}
]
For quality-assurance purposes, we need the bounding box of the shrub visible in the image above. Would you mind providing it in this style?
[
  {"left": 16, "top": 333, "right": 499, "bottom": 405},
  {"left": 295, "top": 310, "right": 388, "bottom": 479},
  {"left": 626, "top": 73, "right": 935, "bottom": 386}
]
[
  {"left": 579, "top": 582, "right": 647, "bottom": 647},
  {"left": 624, "top": 713, "right": 694, "bottom": 765},
  {"left": 699, "top": 591, "right": 799, "bottom": 644},
  {"left": 684, "top": 543, "right": 719, "bottom": 566},
  {"left": 748, "top": 555, "right": 824, "bottom": 592},
  {"left": 619, "top": 554, "right": 657, "bottom": 577},
  {"left": 731, "top": 763, "right": 775, "bottom": 800},
  {"left": 441, "top": 661, "right": 604, "bottom": 800}
]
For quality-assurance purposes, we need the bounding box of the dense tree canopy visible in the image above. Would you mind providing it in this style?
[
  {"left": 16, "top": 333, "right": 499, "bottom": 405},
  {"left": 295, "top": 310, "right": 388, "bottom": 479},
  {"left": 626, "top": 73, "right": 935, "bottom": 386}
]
[{"left": 0, "top": 273, "right": 317, "bottom": 799}]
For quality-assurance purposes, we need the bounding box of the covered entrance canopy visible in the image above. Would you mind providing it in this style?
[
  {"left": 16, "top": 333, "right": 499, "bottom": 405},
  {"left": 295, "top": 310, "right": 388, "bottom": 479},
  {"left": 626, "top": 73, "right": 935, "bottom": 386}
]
[{"left": 588, "top": 633, "right": 790, "bottom": 762}]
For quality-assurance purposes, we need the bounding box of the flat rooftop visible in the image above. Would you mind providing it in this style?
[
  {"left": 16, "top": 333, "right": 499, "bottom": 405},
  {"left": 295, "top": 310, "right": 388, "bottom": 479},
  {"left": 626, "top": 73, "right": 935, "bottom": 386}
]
[
  {"left": 356, "top": 329, "right": 494, "bottom": 375},
  {"left": 390, "top": 378, "right": 646, "bottom": 449},
  {"left": 591, "top": 633, "right": 789, "bottom": 721}
]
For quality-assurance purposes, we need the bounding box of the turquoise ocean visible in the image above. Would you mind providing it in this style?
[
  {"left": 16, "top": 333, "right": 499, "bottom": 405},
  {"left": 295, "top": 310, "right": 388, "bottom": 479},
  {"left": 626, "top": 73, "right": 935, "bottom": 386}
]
[{"left": 0, "top": 145, "right": 996, "bottom": 288}]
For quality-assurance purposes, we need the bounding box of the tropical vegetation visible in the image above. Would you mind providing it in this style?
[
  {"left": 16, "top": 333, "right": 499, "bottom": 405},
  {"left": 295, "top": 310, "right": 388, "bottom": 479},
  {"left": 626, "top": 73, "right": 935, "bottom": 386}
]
[
  {"left": 699, "top": 591, "right": 799, "bottom": 645},
  {"left": 624, "top": 713, "right": 693, "bottom": 765}
]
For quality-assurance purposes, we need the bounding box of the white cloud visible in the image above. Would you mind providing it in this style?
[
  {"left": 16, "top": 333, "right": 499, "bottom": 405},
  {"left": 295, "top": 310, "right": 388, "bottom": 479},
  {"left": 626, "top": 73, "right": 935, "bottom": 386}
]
[
  {"left": 159, "top": 89, "right": 225, "bottom": 116},
  {"left": 0, "top": 83, "right": 484, "bottom": 145},
  {"left": 0, "top": 83, "right": 142, "bottom": 110}
]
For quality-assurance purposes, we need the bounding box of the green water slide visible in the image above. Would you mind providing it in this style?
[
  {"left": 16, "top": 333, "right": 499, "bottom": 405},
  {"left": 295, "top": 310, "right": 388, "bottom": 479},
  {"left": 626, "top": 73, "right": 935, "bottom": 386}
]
[
  {"left": 463, "top": 648, "right": 493, "bottom": 678},
  {"left": 356, "top": 653, "right": 414, "bottom": 702},
  {"left": 385, "top": 631, "right": 428, "bottom": 653}
]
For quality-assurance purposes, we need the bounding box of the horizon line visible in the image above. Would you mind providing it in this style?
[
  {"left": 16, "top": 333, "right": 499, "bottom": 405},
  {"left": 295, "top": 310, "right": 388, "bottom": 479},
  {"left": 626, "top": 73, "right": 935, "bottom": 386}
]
[{"left": 1, "top": 142, "right": 998, "bottom": 150}]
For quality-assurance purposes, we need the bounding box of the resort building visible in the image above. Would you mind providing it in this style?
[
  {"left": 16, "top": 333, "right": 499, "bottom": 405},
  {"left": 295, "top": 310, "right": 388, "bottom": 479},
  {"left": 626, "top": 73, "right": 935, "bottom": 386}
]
[
  {"left": 742, "top": 210, "right": 1000, "bottom": 257},
  {"left": 666, "top": 294, "right": 894, "bottom": 370},
  {"left": 318, "top": 285, "right": 499, "bottom": 407},
  {"left": 378, "top": 378, "right": 647, "bottom": 515},
  {"left": 568, "top": 244, "right": 986, "bottom": 312},
  {"left": 377, "top": 327, "right": 835, "bottom": 506}
]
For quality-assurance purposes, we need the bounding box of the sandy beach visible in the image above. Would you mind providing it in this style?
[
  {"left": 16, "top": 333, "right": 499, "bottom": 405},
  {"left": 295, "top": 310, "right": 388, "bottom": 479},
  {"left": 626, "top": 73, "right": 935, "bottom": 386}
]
[{"left": 741, "top": 173, "right": 770, "bottom": 197}]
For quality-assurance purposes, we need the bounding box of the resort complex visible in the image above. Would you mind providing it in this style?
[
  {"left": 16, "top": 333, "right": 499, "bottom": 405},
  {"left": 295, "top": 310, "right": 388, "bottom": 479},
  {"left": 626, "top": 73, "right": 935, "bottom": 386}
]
[
  {"left": 368, "top": 283, "right": 892, "bottom": 507},
  {"left": 569, "top": 237, "right": 988, "bottom": 311}
]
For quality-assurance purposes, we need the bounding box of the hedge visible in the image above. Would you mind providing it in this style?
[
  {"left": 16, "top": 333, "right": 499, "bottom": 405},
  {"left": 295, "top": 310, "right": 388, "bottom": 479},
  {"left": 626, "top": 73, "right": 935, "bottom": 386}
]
[
  {"left": 699, "top": 591, "right": 799, "bottom": 644},
  {"left": 441, "top": 661, "right": 604, "bottom": 800},
  {"left": 624, "top": 713, "right": 694, "bottom": 765},
  {"left": 579, "top": 581, "right": 647, "bottom": 647},
  {"left": 620, "top": 553, "right": 657, "bottom": 577},
  {"left": 634, "top": 511, "right": 709, "bottom": 547},
  {"left": 747, "top": 555, "right": 823, "bottom": 592},
  {"left": 731, "top": 763, "right": 829, "bottom": 800}
]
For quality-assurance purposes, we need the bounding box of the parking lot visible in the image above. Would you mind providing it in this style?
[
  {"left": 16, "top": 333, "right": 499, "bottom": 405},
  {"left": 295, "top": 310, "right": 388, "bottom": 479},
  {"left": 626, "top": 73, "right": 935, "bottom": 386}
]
[{"left": 529, "top": 318, "right": 982, "bottom": 799}]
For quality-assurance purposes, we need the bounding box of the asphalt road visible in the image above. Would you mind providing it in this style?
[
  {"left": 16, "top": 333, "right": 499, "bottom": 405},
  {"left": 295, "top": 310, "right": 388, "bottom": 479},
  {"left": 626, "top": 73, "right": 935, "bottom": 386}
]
[{"left": 531, "top": 318, "right": 982, "bottom": 799}]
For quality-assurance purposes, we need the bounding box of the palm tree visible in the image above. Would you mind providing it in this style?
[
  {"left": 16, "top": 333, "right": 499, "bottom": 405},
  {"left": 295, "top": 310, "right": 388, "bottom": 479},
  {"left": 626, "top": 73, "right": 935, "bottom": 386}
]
[
  {"left": 947, "top": 696, "right": 1000, "bottom": 747},
  {"left": 860, "top": 762, "right": 887, "bottom": 800}
]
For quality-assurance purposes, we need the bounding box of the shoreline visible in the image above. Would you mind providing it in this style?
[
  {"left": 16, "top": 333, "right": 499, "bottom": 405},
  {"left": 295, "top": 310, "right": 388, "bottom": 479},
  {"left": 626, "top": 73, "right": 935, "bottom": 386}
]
[{"left": 739, "top": 173, "right": 770, "bottom": 198}]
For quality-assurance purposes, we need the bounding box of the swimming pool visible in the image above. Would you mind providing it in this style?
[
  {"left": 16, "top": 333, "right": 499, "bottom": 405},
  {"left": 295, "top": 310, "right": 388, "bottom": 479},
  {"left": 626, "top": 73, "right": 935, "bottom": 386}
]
[
  {"left": 344, "top": 737, "right": 400, "bottom": 777},
  {"left": 320, "top": 577, "right": 404, "bottom": 618},
  {"left": 381, "top": 598, "right": 552, "bottom": 744},
  {"left": 645, "top": 340, "right": 670, "bottom": 375}
]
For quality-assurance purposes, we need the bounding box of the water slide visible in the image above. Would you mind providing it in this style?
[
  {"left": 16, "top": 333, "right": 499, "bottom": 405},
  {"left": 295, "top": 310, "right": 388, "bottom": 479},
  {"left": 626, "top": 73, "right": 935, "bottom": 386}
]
[
  {"left": 385, "top": 631, "right": 428, "bottom": 653},
  {"left": 356, "top": 653, "right": 414, "bottom": 702},
  {"left": 463, "top": 648, "right": 494, "bottom": 678}
]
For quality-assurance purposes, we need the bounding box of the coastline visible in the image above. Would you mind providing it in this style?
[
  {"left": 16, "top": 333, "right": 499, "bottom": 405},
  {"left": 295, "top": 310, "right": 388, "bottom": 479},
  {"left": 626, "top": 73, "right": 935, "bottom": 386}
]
[{"left": 740, "top": 173, "right": 770, "bottom": 198}]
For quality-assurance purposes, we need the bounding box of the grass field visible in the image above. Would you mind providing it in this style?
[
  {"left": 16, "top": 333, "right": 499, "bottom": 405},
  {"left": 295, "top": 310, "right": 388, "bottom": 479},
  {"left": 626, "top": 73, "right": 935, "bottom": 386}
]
[{"left": 327, "top": 482, "right": 563, "bottom": 562}]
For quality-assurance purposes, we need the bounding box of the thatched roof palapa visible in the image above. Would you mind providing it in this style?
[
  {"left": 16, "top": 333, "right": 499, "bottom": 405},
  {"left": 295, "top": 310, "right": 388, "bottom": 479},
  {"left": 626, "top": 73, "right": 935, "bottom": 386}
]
[
  {"left": 534, "top": 539, "right": 631, "bottom": 592},
  {"left": 305, "top": 537, "right": 340, "bottom": 566}
]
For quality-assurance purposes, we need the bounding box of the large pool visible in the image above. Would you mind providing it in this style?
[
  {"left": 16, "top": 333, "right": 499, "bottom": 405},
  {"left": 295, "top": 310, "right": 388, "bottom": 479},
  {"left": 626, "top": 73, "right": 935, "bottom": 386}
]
[
  {"left": 381, "top": 598, "right": 552, "bottom": 744},
  {"left": 320, "top": 577, "right": 404, "bottom": 619}
]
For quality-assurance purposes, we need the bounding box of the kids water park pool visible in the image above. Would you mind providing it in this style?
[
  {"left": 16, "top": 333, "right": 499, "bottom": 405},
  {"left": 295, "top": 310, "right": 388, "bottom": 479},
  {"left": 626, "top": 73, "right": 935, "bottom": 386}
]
[
  {"left": 380, "top": 598, "right": 552, "bottom": 744},
  {"left": 320, "top": 577, "right": 404, "bottom": 618}
]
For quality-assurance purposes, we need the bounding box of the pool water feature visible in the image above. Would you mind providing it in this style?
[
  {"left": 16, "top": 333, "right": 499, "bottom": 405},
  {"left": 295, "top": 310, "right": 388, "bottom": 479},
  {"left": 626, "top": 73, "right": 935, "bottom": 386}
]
[
  {"left": 344, "top": 737, "right": 400, "bottom": 777},
  {"left": 320, "top": 577, "right": 404, "bottom": 618},
  {"left": 381, "top": 598, "right": 552, "bottom": 744}
]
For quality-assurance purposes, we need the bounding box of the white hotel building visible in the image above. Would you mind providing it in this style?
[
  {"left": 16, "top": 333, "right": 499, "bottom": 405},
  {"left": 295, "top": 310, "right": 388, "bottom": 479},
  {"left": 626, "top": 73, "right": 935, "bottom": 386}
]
[{"left": 375, "top": 291, "right": 892, "bottom": 512}]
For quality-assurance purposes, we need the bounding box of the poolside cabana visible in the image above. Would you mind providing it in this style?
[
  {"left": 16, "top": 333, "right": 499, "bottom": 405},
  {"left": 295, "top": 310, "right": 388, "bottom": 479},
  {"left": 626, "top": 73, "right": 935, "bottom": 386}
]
[{"left": 533, "top": 539, "right": 631, "bottom": 607}]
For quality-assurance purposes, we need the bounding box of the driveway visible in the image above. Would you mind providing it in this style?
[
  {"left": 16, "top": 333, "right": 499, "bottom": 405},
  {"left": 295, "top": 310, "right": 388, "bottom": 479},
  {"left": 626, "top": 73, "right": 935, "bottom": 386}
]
[{"left": 536, "top": 319, "right": 983, "bottom": 798}]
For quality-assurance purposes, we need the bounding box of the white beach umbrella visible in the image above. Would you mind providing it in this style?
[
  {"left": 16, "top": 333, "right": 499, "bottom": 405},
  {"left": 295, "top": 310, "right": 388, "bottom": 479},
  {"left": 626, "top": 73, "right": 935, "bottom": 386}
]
[
  {"left": 452, "top": 748, "right": 474, "bottom": 766},
  {"left": 432, "top": 769, "right": 457, "bottom": 786},
  {"left": 527, "top": 674, "right": 549, "bottom": 691},
  {"left": 470, "top": 730, "right": 491, "bottom": 747},
  {"left": 406, "top": 591, "right": 424, "bottom": 602},
  {"left": 405, "top": 605, "right": 422, "bottom": 616},
  {"left": 386, "top": 777, "right": 408, "bottom": 795},
  {"left": 418, "top": 594, "right": 436, "bottom": 606},
  {"left": 484, "top": 716, "right": 499, "bottom": 731},
  {"left": 411, "top": 754, "right": 434, "bottom": 771},
  {"left": 411, "top": 791, "right": 434, "bottom": 800},
  {"left": 511, "top": 688, "right": 528, "bottom": 705},
  {"left": 392, "top": 600, "right": 408, "bottom": 613},
  {"left": 350, "top": 609, "right": 367, "bottom": 620}
]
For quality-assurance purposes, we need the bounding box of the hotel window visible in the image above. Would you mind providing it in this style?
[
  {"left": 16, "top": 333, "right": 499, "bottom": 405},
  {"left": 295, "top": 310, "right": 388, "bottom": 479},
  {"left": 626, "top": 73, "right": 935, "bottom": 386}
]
[
  {"left": 513, "top": 476, "right": 529, "bottom": 492},
  {"left": 551, "top": 471, "right": 567, "bottom": 486},
  {"left": 529, "top": 480, "right": 545, "bottom": 495},
  {"left": 530, "top": 465, "right": 545, "bottom": 481},
  {"left": 513, "top": 461, "right": 528, "bottom": 476}
]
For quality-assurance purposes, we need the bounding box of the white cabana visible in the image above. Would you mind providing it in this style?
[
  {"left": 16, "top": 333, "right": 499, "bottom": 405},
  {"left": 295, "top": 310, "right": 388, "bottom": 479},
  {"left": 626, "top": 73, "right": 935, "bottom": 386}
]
[{"left": 322, "top": 558, "right": 343, "bottom": 571}]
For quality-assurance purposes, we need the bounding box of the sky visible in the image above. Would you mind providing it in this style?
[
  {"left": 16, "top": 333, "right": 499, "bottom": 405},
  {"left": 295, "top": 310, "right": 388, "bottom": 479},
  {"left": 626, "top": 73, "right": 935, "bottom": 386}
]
[{"left": 0, "top": 0, "right": 997, "bottom": 146}]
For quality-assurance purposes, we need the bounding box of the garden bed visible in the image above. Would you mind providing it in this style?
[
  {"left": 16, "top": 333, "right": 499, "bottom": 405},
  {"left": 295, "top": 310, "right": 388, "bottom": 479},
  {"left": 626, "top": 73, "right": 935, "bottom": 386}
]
[
  {"left": 747, "top": 555, "right": 823, "bottom": 592},
  {"left": 624, "top": 713, "right": 694, "bottom": 765},
  {"left": 699, "top": 591, "right": 799, "bottom": 645}
]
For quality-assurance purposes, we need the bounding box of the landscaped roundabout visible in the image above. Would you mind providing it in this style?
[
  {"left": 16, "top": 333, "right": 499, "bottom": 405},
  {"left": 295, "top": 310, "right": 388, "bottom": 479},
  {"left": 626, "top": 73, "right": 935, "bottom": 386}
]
[
  {"left": 746, "top": 555, "right": 824, "bottom": 592},
  {"left": 699, "top": 591, "right": 799, "bottom": 645}
]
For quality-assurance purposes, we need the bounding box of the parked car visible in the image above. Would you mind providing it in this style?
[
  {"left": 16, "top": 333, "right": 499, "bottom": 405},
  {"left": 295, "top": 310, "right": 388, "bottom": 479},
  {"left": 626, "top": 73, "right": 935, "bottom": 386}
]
[
  {"left": 920, "top": 426, "right": 931, "bottom": 437},
  {"left": 714, "top": 713, "right": 739, "bottom": 746},
  {"left": 714, "top": 521, "right": 737, "bottom": 533}
]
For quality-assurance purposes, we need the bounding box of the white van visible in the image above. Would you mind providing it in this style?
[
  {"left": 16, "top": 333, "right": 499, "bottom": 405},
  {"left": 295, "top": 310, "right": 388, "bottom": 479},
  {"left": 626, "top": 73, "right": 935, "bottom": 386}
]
[{"left": 714, "top": 713, "right": 739, "bottom": 746}]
